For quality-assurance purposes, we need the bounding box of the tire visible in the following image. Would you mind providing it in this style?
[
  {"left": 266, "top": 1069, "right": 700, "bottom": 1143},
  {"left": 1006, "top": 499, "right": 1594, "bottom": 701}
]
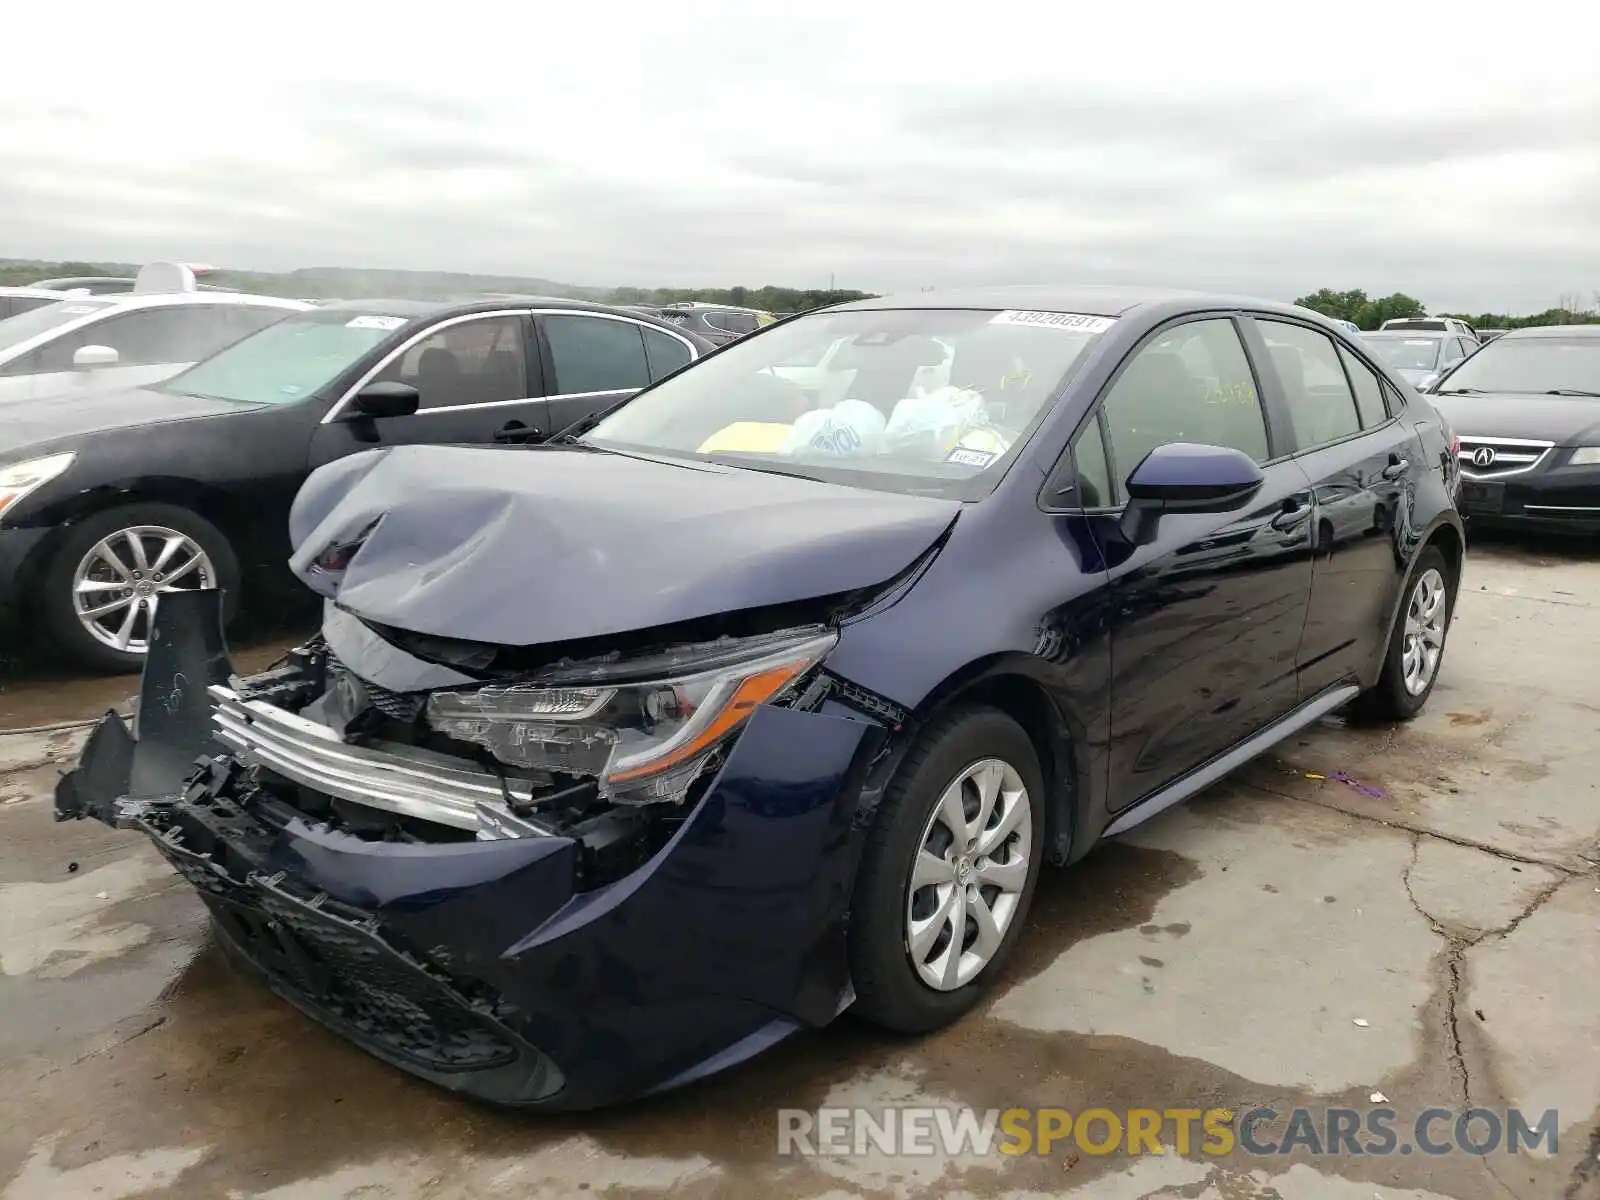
[
  {"left": 40, "top": 502, "right": 241, "bottom": 674},
  {"left": 1356, "top": 545, "right": 1455, "bottom": 721},
  {"left": 848, "top": 707, "right": 1047, "bottom": 1033}
]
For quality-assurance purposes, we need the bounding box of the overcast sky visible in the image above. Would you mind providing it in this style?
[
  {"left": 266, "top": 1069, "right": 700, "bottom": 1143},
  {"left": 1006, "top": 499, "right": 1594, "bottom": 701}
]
[{"left": 2, "top": 1, "right": 1596, "bottom": 313}]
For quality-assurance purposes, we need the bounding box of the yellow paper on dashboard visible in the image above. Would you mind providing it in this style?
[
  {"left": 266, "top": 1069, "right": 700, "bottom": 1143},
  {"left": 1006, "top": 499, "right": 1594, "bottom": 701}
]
[{"left": 697, "top": 422, "right": 795, "bottom": 454}]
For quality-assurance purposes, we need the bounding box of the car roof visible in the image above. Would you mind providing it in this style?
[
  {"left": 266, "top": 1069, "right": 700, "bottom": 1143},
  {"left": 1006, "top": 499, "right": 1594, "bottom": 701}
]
[
  {"left": 832, "top": 284, "right": 1325, "bottom": 320},
  {"left": 1362, "top": 329, "right": 1447, "bottom": 339},
  {"left": 0, "top": 285, "right": 74, "bottom": 299},
  {"left": 316, "top": 295, "right": 664, "bottom": 317},
  {"left": 1498, "top": 325, "right": 1600, "bottom": 339},
  {"left": 310, "top": 296, "right": 714, "bottom": 341},
  {"left": 76, "top": 291, "right": 310, "bottom": 311}
]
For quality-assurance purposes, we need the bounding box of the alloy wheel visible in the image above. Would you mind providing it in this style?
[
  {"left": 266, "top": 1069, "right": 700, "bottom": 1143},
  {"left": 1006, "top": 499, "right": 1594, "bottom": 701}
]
[
  {"left": 905, "top": 757, "right": 1033, "bottom": 991},
  {"left": 1401, "top": 567, "right": 1448, "bottom": 695},
  {"left": 71, "top": 524, "right": 217, "bottom": 655}
]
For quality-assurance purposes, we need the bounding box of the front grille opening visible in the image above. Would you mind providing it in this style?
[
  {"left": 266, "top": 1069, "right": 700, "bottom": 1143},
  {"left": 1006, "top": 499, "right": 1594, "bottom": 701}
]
[{"left": 209, "top": 889, "right": 520, "bottom": 1073}]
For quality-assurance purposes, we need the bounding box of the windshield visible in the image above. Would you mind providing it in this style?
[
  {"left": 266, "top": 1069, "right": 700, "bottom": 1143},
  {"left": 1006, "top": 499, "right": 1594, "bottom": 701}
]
[
  {"left": 163, "top": 308, "right": 412, "bottom": 404},
  {"left": 0, "top": 299, "right": 113, "bottom": 356},
  {"left": 1436, "top": 336, "right": 1600, "bottom": 395},
  {"left": 1364, "top": 335, "right": 1443, "bottom": 372},
  {"left": 585, "top": 307, "right": 1111, "bottom": 498}
]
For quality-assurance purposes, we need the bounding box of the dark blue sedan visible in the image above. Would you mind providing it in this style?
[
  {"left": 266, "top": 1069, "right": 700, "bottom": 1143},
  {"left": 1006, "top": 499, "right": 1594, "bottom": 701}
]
[{"left": 58, "top": 286, "right": 1466, "bottom": 1110}]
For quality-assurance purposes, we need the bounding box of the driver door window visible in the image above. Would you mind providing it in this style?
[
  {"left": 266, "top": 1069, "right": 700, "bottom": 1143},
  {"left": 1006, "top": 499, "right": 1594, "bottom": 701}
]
[
  {"left": 1089, "top": 318, "right": 1271, "bottom": 503},
  {"left": 371, "top": 316, "right": 530, "bottom": 410}
]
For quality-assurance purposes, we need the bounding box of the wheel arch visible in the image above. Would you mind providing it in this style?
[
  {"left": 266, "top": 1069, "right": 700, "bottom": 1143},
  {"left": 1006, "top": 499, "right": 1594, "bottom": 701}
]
[
  {"left": 1424, "top": 519, "right": 1465, "bottom": 602},
  {"left": 886, "top": 657, "right": 1092, "bottom": 868},
  {"left": 24, "top": 482, "right": 249, "bottom": 632},
  {"left": 42, "top": 477, "right": 250, "bottom": 545},
  {"left": 1365, "top": 514, "right": 1464, "bottom": 688}
]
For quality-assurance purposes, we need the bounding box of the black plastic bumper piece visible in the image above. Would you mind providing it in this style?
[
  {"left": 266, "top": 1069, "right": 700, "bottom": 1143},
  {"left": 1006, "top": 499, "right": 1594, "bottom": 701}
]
[{"left": 147, "top": 770, "right": 566, "bottom": 1104}]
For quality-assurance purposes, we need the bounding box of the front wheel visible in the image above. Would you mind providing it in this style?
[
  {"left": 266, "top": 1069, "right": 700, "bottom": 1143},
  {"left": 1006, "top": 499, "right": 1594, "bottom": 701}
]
[
  {"left": 1357, "top": 545, "right": 1455, "bottom": 720},
  {"left": 848, "top": 707, "right": 1046, "bottom": 1033},
  {"left": 40, "top": 502, "right": 241, "bottom": 673}
]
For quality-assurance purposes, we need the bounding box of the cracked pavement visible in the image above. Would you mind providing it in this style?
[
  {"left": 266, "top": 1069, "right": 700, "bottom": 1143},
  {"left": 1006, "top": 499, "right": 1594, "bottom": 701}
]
[{"left": 0, "top": 539, "right": 1596, "bottom": 1199}]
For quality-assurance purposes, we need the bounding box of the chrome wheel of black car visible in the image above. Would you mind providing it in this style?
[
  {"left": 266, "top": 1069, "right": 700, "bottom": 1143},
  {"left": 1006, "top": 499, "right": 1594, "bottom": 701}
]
[
  {"left": 905, "top": 757, "right": 1033, "bottom": 991},
  {"left": 1401, "top": 567, "right": 1448, "bottom": 696},
  {"left": 1356, "top": 544, "right": 1456, "bottom": 721},
  {"left": 849, "top": 707, "right": 1046, "bottom": 1033},
  {"left": 72, "top": 524, "right": 217, "bottom": 657},
  {"left": 42, "top": 502, "right": 241, "bottom": 673}
]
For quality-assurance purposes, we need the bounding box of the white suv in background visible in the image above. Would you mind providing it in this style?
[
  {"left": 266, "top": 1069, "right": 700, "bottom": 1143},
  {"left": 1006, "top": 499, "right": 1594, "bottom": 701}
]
[
  {"left": 1380, "top": 315, "right": 1480, "bottom": 341},
  {"left": 0, "top": 263, "right": 308, "bottom": 403}
]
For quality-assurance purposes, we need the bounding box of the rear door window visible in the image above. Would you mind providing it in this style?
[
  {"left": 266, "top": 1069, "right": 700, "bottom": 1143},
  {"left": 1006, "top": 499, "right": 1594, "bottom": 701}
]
[
  {"left": 1336, "top": 346, "right": 1390, "bottom": 427},
  {"left": 642, "top": 326, "right": 694, "bottom": 381},
  {"left": 543, "top": 314, "right": 650, "bottom": 394},
  {"left": 1256, "top": 320, "right": 1362, "bottom": 450}
]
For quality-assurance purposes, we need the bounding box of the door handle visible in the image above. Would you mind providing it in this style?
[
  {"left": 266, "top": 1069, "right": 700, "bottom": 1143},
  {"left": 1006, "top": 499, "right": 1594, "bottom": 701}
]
[
  {"left": 494, "top": 420, "right": 542, "bottom": 444},
  {"left": 1270, "top": 498, "right": 1310, "bottom": 531},
  {"left": 1382, "top": 454, "right": 1410, "bottom": 480}
]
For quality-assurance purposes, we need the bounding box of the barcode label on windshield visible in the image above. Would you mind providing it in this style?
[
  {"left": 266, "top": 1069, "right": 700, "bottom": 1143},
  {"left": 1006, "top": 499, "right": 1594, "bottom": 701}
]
[
  {"left": 347, "top": 315, "right": 408, "bottom": 331},
  {"left": 989, "top": 310, "right": 1115, "bottom": 333}
]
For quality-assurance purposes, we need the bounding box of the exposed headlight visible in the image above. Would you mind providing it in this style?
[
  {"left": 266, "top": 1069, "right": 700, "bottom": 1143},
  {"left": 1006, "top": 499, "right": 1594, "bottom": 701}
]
[
  {"left": 425, "top": 627, "right": 837, "bottom": 805},
  {"left": 1569, "top": 447, "right": 1600, "bottom": 466},
  {"left": 0, "top": 453, "right": 75, "bottom": 523}
]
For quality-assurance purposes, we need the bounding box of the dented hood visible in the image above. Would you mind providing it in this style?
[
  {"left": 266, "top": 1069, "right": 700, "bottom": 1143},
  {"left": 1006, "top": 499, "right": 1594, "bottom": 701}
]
[{"left": 288, "top": 444, "right": 960, "bottom": 646}]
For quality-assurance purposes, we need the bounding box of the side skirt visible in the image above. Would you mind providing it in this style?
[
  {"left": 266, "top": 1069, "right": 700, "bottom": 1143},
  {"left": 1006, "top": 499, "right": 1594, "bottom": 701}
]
[{"left": 1103, "top": 683, "right": 1361, "bottom": 838}]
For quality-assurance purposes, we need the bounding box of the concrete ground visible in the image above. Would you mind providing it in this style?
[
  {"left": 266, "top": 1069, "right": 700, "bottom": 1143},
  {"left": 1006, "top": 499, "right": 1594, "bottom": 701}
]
[{"left": 0, "top": 539, "right": 1596, "bottom": 1200}]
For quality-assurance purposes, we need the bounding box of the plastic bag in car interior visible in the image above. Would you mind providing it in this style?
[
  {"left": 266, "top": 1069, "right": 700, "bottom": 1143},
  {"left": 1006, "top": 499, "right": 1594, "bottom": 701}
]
[
  {"left": 777, "top": 399, "right": 887, "bottom": 458},
  {"left": 884, "top": 386, "right": 989, "bottom": 458},
  {"left": 697, "top": 421, "right": 796, "bottom": 455}
]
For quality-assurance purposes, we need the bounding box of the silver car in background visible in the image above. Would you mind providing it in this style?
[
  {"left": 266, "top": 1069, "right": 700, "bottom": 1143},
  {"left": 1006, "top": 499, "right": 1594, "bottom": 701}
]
[{"left": 1361, "top": 329, "right": 1479, "bottom": 391}]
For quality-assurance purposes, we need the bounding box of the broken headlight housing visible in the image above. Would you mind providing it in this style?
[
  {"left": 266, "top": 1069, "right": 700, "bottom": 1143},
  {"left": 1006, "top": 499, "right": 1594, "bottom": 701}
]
[{"left": 424, "top": 627, "right": 837, "bottom": 805}]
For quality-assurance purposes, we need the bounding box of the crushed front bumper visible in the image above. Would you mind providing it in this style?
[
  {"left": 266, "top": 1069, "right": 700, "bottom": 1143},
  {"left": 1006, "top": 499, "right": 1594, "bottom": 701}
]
[{"left": 56, "top": 591, "right": 886, "bottom": 1110}]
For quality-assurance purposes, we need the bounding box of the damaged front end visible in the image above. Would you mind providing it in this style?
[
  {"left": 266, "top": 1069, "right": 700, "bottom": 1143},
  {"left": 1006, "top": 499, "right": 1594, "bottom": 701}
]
[{"left": 57, "top": 589, "right": 887, "bottom": 1109}]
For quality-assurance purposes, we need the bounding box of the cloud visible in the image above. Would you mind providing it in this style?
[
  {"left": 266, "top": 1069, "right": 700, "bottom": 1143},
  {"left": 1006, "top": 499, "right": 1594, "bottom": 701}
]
[{"left": 0, "top": 0, "right": 1597, "bottom": 313}]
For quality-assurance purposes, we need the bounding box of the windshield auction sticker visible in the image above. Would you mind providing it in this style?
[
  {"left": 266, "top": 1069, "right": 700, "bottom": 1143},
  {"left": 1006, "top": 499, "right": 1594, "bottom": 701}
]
[
  {"left": 988, "top": 311, "right": 1116, "bottom": 333},
  {"left": 346, "top": 315, "right": 408, "bottom": 331}
]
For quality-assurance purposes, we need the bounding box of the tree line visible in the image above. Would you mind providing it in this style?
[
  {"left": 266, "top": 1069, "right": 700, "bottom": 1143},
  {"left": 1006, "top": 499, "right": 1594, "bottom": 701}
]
[
  {"left": 0, "top": 260, "right": 870, "bottom": 314},
  {"left": 1294, "top": 287, "right": 1600, "bottom": 331},
  {"left": 5, "top": 259, "right": 1594, "bottom": 327}
]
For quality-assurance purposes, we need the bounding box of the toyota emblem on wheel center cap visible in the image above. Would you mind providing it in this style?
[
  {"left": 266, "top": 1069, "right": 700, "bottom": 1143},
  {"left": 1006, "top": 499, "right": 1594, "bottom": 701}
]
[{"left": 1471, "top": 446, "right": 1496, "bottom": 468}]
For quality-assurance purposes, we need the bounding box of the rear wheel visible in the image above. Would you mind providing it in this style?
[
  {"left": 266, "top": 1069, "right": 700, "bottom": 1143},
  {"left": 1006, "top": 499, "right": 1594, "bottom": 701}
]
[
  {"left": 40, "top": 503, "right": 240, "bottom": 673},
  {"left": 848, "top": 707, "right": 1046, "bottom": 1033},
  {"left": 1357, "top": 545, "right": 1454, "bottom": 720}
]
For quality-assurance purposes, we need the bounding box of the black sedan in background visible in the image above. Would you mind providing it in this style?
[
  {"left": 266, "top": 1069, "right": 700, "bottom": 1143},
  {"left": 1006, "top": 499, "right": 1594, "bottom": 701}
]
[
  {"left": 0, "top": 298, "right": 711, "bottom": 669},
  {"left": 1424, "top": 325, "right": 1600, "bottom": 534}
]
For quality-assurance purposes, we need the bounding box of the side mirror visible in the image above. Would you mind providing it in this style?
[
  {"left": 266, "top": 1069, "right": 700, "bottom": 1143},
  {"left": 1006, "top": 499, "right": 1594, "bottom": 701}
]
[
  {"left": 72, "top": 345, "right": 119, "bottom": 369},
  {"left": 344, "top": 381, "right": 419, "bottom": 420},
  {"left": 1120, "top": 442, "right": 1265, "bottom": 546}
]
